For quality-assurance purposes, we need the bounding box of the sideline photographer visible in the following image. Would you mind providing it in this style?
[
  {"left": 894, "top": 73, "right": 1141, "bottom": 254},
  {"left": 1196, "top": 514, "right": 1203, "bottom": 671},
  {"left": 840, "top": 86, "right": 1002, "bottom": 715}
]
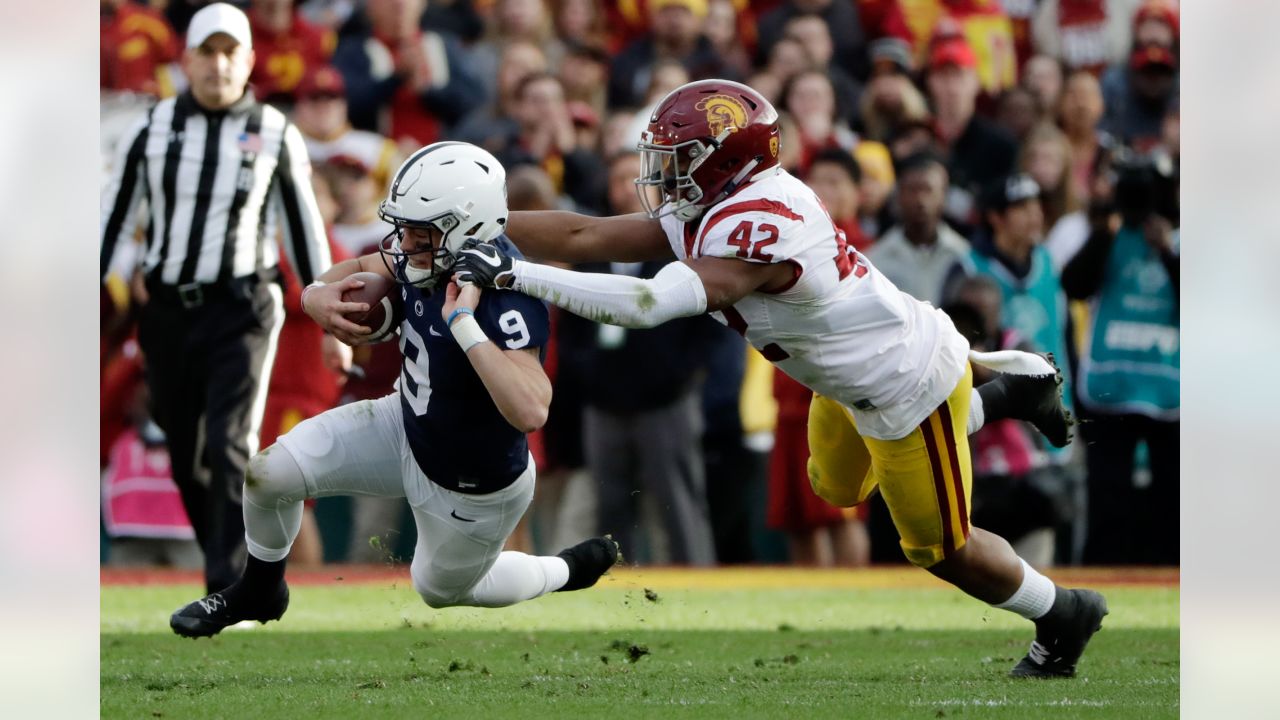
[{"left": 1062, "top": 146, "right": 1179, "bottom": 565}]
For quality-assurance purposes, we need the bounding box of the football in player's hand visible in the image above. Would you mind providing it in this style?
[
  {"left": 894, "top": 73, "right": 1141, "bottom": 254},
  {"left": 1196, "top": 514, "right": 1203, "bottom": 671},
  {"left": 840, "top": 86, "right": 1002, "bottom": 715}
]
[{"left": 341, "top": 272, "right": 400, "bottom": 343}]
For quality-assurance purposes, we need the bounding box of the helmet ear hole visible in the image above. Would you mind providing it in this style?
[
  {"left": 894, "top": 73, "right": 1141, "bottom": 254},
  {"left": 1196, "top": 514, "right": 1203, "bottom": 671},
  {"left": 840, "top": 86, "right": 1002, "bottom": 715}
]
[{"left": 463, "top": 222, "right": 484, "bottom": 236}]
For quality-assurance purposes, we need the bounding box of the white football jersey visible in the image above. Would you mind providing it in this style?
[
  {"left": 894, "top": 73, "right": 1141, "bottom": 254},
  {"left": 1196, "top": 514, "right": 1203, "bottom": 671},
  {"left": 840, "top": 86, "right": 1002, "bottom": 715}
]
[{"left": 659, "top": 168, "right": 970, "bottom": 440}]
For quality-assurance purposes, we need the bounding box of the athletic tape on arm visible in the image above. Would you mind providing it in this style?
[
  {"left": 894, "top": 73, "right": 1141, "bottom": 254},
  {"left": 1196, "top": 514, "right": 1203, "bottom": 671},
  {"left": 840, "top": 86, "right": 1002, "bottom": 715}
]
[{"left": 512, "top": 260, "right": 708, "bottom": 328}]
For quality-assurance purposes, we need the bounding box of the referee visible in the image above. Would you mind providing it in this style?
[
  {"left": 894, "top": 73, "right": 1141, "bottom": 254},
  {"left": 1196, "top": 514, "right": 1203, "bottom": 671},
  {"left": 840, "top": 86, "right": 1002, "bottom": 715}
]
[{"left": 100, "top": 3, "right": 331, "bottom": 593}]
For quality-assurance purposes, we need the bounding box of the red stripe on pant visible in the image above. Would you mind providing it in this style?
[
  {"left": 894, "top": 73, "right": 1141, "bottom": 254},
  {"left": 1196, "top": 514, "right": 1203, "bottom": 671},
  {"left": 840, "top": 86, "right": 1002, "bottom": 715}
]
[
  {"left": 937, "top": 403, "right": 970, "bottom": 543},
  {"left": 920, "top": 414, "right": 956, "bottom": 556}
]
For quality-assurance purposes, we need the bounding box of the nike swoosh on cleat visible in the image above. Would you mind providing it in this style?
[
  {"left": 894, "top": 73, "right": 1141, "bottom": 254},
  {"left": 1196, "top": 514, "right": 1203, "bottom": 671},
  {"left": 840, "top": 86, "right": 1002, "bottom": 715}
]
[{"left": 450, "top": 509, "right": 476, "bottom": 522}]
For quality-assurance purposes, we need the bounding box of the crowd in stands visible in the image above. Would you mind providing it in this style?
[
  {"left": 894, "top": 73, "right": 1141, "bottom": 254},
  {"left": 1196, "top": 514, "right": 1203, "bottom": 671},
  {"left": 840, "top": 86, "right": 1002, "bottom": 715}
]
[{"left": 101, "top": 0, "right": 1180, "bottom": 569}]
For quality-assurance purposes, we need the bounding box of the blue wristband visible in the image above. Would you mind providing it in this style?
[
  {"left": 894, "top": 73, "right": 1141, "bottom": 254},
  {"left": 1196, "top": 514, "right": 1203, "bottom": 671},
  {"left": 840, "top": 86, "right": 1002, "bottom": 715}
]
[{"left": 447, "top": 306, "right": 475, "bottom": 327}]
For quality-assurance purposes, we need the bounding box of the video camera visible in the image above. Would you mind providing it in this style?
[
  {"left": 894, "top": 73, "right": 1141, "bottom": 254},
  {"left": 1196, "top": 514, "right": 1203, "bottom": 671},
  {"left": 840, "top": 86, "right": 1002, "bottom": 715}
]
[{"left": 1109, "top": 146, "right": 1179, "bottom": 226}]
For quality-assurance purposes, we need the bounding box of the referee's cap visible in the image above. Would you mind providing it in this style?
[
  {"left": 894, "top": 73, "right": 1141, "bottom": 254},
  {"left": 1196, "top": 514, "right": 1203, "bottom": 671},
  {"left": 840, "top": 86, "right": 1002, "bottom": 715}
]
[{"left": 187, "top": 3, "right": 253, "bottom": 51}]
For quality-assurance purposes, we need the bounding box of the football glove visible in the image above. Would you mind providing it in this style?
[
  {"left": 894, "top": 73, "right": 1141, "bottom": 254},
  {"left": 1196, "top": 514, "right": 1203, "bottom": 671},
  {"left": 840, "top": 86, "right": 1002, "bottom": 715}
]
[{"left": 453, "top": 241, "right": 517, "bottom": 289}]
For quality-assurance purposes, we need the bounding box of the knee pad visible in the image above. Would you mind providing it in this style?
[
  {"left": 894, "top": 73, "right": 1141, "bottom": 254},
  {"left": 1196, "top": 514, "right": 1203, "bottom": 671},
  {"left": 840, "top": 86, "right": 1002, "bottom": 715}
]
[{"left": 243, "top": 444, "right": 307, "bottom": 505}]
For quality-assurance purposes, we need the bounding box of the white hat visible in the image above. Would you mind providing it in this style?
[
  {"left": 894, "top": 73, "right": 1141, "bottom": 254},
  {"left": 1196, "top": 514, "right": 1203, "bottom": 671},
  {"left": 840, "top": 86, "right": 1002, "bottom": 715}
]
[{"left": 186, "top": 3, "right": 253, "bottom": 50}]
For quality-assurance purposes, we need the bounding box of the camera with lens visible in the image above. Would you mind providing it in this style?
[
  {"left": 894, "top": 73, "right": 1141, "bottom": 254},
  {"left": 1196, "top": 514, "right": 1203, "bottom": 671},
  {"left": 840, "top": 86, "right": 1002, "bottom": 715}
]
[{"left": 1110, "top": 147, "right": 1179, "bottom": 227}]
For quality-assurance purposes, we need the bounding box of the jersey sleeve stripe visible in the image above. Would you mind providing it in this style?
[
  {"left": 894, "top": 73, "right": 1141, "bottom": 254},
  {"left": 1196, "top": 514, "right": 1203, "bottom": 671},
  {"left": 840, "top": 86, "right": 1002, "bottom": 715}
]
[{"left": 695, "top": 199, "right": 805, "bottom": 257}]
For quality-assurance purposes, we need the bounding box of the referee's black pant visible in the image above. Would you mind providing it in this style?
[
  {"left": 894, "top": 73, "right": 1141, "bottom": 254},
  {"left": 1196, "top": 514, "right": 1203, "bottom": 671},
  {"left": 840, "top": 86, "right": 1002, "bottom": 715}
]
[{"left": 138, "top": 273, "right": 284, "bottom": 593}]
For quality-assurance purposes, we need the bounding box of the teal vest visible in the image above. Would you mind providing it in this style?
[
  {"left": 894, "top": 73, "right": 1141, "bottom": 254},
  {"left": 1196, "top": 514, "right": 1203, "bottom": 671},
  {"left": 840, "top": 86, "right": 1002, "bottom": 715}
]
[
  {"left": 1080, "top": 226, "right": 1179, "bottom": 419},
  {"left": 967, "top": 245, "right": 1072, "bottom": 411}
]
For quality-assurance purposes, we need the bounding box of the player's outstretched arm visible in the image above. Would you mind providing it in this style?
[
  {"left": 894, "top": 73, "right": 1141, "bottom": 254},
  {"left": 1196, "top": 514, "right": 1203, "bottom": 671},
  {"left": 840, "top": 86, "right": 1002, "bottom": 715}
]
[
  {"left": 453, "top": 244, "right": 794, "bottom": 328},
  {"left": 441, "top": 281, "right": 551, "bottom": 433},
  {"left": 505, "top": 211, "right": 674, "bottom": 263}
]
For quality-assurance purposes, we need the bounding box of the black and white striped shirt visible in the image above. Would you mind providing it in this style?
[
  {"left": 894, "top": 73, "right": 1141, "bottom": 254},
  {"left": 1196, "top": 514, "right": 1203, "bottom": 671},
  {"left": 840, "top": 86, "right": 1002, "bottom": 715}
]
[{"left": 100, "top": 91, "right": 331, "bottom": 288}]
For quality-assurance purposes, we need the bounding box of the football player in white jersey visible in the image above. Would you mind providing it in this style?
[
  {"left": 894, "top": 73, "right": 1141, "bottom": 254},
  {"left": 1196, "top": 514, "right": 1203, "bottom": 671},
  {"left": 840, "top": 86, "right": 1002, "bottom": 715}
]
[{"left": 453, "top": 80, "right": 1106, "bottom": 679}]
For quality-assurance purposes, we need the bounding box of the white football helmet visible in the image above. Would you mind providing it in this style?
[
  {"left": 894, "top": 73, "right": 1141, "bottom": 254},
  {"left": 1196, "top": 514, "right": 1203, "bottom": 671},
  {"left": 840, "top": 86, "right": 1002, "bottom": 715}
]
[{"left": 377, "top": 141, "right": 509, "bottom": 288}]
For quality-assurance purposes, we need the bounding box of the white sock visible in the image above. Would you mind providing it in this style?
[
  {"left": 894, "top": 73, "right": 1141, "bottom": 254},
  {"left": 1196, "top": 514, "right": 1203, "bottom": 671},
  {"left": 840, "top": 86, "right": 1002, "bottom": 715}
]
[
  {"left": 967, "top": 389, "right": 985, "bottom": 434},
  {"left": 243, "top": 495, "right": 302, "bottom": 563},
  {"left": 993, "top": 558, "right": 1056, "bottom": 620},
  {"left": 460, "top": 553, "right": 570, "bottom": 607}
]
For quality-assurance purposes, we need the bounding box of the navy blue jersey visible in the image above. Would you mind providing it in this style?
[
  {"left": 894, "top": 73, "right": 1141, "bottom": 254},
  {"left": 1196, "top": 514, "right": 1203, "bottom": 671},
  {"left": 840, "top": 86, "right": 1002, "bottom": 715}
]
[{"left": 394, "top": 236, "right": 550, "bottom": 493}]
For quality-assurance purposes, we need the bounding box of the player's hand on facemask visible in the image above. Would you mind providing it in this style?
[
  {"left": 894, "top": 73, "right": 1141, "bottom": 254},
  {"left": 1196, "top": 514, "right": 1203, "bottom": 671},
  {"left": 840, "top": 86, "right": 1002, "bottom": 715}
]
[{"left": 453, "top": 241, "right": 518, "bottom": 289}]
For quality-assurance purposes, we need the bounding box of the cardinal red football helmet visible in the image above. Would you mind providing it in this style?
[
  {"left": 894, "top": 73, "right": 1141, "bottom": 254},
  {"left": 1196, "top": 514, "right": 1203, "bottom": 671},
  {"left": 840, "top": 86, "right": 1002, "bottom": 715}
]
[{"left": 636, "top": 79, "right": 781, "bottom": 222}]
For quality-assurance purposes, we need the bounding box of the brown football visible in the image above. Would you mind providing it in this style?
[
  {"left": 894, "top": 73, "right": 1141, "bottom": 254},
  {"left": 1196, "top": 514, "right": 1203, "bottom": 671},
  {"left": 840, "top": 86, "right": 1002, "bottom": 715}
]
[{"left": 341, "top": 271, "right": 400, "bottom": 342}]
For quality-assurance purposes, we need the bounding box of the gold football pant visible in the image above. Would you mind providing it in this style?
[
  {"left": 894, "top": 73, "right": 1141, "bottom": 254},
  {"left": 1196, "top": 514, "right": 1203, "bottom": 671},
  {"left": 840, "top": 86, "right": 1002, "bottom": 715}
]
[{"left": 807, "top": 364, "right": 973, "bottom": 568}]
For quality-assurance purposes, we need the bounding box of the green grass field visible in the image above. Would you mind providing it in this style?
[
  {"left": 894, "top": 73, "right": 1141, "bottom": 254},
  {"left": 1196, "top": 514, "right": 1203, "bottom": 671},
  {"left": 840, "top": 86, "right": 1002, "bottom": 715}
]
[{"left": 101, "top": 568, "right": 1178, "bottom": 719}]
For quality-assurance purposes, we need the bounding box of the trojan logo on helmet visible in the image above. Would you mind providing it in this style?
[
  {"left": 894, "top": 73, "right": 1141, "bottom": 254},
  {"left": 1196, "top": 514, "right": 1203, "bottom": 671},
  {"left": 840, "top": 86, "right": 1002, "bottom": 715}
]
[{"left": 635, "top": 79, "right": 781, "bottom": 223}]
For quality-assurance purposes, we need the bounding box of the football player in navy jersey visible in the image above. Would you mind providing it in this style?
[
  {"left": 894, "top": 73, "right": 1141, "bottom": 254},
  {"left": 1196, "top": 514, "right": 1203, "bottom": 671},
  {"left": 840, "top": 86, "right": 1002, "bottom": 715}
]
[{"left": 170, "top": 142, "right": 621, "bottom": 638}]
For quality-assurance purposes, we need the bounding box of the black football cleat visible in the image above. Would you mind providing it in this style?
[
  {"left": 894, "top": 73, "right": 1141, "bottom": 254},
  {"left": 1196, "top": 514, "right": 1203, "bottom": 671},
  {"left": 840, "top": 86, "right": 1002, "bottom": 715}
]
[
  {"left": 988, "top": 353, "right": 1076, "bottom": 448},
  {"left": 1010, "top": 588, "right": 1109, "bottom": 678},
  {"left": 556, "top": 535, "right": 622, "bottom": 592},
  {"left": 169, "top": 582, "right": 290, "bottom": 638}
]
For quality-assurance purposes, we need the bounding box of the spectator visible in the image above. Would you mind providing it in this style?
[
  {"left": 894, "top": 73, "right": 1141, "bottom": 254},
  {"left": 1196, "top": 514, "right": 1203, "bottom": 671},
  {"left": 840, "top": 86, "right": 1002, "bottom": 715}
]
[
  {"left": 454, "top": 41, "right": 549, "bottom": 151},
  {"left": 558, "top": 42, "right": 611, "bottom": 118},
  {"left": 853, "top": 141, "right": 895, "bottom": 239},
  {"left": 102, "top": 409, "right": 202, "bottom": 569},
  {"left": 755, "top": 0, "right": 870, "bottom": 82},
  {"left": 782, "top": 14, "right": 862, "bottom": 126},
  {"left": 1021, "top": 122, "right": 1082, "bottom": 234},
  {"left": 887, "top": 116, "right": 937, "bottom": 165},
  {"left": 703, "top": 0, "right": 753, "bottom": 80},
  {"left": 1031, "top": 0, "right": 1147, "bottom": 75},
  {"left": 929, "top": 6, "right": 1017, "bottom": 100},
  {"left": 466, "top": 0, "right": 557, "bottom": 105},
  {"left": 292, "top": 65, "right": 403, "bottom": 191},
  {"left": 247, "top": 0, "right": 336, "bottom": 106},
  {"left": 1021, "top": 54, "right": 1064, "bottom": 120},
  {"left": 995, "top": 86, "right": 1042, "bottom": 145},
  {"left": 767, "top": 369, "right": 870, "bottom": 567},
  {"left": 607, "top": 0, "right": 737, "bottom": 109},
  {"left": 420, "top": 0, "right": 487, "bottom": 42},
  {"left": 1100, "top": 16, "right": 1179, "bottom": 151},
  {"left": 564, "top": 152, "right": 717, "bottom": 564},
  {"left": 758, "top": 36, "right": 811, "bottom": 97},
  {"left": 551, "top": 0, "right": 609, "bottom": 53},
  {"left": 332, "top": 0, "right": 483, "bottom": 150},
  {"left": 493, "top": 72, "right": 609, "bottom": 213},
  {"left": 867, "top": 151, "right": 968, "bottom": 306},
  {"left": 858, "top": 37, "right": 928, "bottom": 143},
  {"left": 925, "top": 32, "right": 1018, "bottom": 237},
  {"left": 782, "top": 69, "right": 858, "bottom": 175},
  {"left": 959, "top": 174, "right": 1072, "bottom": 415},
  {"left": 101, "top": 0, "right": 181, "bottom": 98},
  {"left": 1059, "top": 69, "right": 1107, "bottom": 203},
  {"left": 805, "top": 148, "right": 872, "bottom": 252},
  {"left": 774, "top": 111, "right": 804, "bottom": 174},
  {"left": 1062, "top": 149, "right": 1179, "bottom": 565}
]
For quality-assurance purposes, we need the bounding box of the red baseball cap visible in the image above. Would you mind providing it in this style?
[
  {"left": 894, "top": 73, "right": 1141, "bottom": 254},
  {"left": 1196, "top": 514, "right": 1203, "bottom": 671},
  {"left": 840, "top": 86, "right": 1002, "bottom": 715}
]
[
  {"left": 297, "top": 65, "right": 346, "bottom": 99},
  {"left": 1131, "top": 44, "right": 1177, "bottom": 71},
  {"left": 929, "top": 37, "right": 976, "bottom": 71}
]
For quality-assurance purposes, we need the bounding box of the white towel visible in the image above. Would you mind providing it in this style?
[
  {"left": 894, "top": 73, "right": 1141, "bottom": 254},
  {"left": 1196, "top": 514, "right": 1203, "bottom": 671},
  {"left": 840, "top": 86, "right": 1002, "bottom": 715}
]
[{"left": 968, "top": 349, "right": 1056, "bottom": 377}]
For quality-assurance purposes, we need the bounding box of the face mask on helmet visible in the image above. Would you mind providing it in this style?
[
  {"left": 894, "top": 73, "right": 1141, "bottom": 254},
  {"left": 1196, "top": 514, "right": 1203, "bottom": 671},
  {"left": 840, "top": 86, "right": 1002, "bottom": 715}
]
[
  {"left": 636, "top": 136, "right": 715, "bottom": 222},
  {"left": 377, "top": 212, "right": 463, "bottom": 289}
]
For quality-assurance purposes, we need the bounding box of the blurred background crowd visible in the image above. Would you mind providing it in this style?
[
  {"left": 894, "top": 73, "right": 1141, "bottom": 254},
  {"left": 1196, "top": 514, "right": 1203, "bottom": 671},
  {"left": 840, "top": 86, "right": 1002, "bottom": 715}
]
[{"left": 100, "top": 0, "right": 1179, "bottom": 572}]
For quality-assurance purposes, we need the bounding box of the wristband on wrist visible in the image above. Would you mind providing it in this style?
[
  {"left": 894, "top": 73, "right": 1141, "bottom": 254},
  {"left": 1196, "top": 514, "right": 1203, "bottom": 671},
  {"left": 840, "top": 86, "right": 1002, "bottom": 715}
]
[
  {"left": 446, "top": 306, "right": 474, "bottom": 327},
  {"left": 301, "top": 280, "right": 326, "bottom": 309},
  {"left": 449, "top": 313, "right": 489, "bottom": 352}
]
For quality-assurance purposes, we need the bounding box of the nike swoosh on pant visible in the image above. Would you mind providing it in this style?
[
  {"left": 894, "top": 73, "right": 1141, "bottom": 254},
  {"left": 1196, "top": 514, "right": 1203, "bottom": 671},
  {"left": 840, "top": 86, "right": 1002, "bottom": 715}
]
[{"left": 450, "top": 509, "right": 476, "bottom": 522}]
